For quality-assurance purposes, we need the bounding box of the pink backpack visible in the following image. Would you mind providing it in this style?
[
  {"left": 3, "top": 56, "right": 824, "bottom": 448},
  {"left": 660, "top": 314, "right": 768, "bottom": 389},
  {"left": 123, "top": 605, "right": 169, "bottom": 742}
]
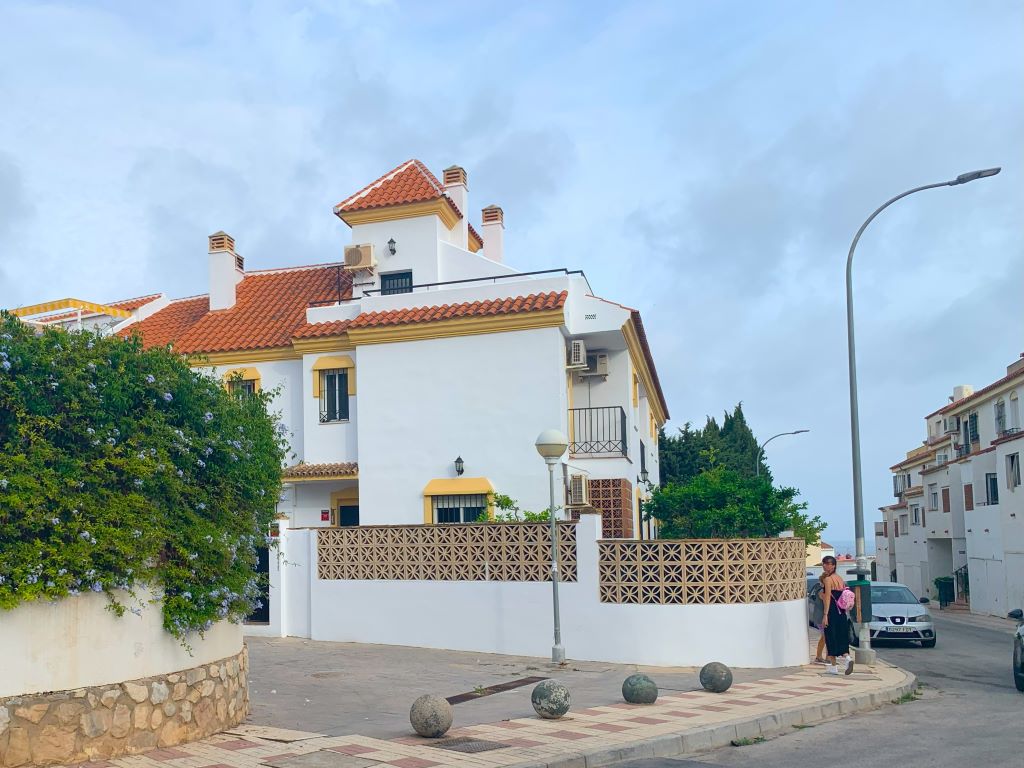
[{"left": 837, "top": 588, "right": 856, "bottom": 613}]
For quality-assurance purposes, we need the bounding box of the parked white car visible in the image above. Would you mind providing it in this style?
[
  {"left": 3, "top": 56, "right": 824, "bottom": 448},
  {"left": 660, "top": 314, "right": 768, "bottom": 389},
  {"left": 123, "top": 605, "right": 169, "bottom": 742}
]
[{"left": 853, "top": 582, "right": 936, "bottom": 648}]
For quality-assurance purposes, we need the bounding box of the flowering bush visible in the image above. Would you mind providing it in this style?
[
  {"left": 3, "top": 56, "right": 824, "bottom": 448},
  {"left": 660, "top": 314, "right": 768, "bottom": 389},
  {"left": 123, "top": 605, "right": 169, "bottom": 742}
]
[{"left": 0, "top": 313, "right": 286, "bottom": 639}]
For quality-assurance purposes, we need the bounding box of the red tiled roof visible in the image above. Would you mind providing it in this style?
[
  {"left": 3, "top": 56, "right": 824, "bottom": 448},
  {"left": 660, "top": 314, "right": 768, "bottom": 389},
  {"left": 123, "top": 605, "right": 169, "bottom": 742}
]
[
  {"left": 348, "top": 291, "right": 567, "bottom": 329},
  {"left": 293, "top": 319, "right": 352, "bottom": 340},
  {"left": 39, "top": 293, "right": 163, "bottom": 324},
  {"left": 926, "top": 363, "right": 1024, "bottom": 418},
  {"left": 282, "top": 462, "right": 358, "bottom": 480},
  {"left": 335, "top": 159, "right": 454, "bottom": 214},
  {"left": 124, "top": 266, "right": 350, "bottom": 354},
  {"left": 468, "top": 222, "right": 484, "bottom": 249}
]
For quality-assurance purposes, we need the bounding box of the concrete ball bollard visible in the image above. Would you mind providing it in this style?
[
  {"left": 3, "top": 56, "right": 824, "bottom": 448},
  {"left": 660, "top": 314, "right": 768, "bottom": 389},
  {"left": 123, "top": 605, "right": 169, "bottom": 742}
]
[
  {"left": 409, "top": 694, "right": 454, "bottom": 738},
  {"left": 531, "top": 680, "right": 571, "bottom": 719},
  {"left": 699, "top": 662, "right": 733, "bottom": 693},
  {"left": 621, "top": 673, "right": 659, "bottom": 704}
]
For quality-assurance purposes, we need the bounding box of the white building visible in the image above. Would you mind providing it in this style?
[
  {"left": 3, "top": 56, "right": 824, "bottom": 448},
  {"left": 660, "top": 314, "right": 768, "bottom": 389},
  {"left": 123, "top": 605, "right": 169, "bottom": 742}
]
[
  {"left": 103, "top": 159, "right": 670, "bottom": 627},
  {"left": 876, "top": 355, "right": 1024, "bottom": 616}
]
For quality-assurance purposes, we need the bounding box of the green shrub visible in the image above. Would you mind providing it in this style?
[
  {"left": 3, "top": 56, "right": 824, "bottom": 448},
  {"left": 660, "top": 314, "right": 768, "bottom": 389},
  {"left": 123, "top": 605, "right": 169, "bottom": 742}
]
[{"left": 0, "top": 313, "right": 285, "bottom": 640}]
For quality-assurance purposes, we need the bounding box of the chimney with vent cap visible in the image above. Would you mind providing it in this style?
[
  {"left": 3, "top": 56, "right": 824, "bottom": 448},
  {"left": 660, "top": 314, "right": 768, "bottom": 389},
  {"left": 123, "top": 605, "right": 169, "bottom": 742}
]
[
  {"left": 209, "top": 231, "right": 244, "bottom": 310},
  {"left": 481, "top": 205, "right": 504, "bottom": 263},
  {"left": 443, "top": 165, "right": 469, "bottom": 249}
]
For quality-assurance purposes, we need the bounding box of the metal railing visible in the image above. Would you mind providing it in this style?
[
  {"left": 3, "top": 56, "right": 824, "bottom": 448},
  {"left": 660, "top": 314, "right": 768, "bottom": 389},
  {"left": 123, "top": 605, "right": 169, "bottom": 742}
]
[{"left": 569, "top": 406, "right": 627, "bottom": 457}]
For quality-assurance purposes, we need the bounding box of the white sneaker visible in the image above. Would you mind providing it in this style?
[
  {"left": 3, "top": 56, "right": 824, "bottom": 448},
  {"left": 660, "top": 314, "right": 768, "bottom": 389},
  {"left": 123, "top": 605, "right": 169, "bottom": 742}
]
[{"left": 824, "top": 664, "right": 839, "bottom": 675}]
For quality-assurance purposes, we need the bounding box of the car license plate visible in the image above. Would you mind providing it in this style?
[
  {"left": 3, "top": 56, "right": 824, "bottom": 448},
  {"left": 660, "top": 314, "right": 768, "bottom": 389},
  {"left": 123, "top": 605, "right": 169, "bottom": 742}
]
[{"left": 887, "top": 626, "right": 913, "bottom": 633}]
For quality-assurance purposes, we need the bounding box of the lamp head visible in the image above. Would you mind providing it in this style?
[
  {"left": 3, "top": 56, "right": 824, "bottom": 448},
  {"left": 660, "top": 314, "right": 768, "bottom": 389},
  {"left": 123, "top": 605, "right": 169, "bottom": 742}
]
[
  {"left": 535, "top": 429, "right": 569, "bottom": 460},
  {"left": 951, "top": 167, "right": 1001, "bottom": 185}
]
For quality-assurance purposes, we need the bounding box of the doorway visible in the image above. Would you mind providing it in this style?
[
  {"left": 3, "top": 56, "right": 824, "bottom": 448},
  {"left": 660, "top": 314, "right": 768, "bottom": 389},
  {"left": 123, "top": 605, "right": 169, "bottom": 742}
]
[
  {"left": 246, "top": 546, "right": 270, "bottom": 624},
  {"left": 338, "top": 505, "right": 359, "bottom": 526}
]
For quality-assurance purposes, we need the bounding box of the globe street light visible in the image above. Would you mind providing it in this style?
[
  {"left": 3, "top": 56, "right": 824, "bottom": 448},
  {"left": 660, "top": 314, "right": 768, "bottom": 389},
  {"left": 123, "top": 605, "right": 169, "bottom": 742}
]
[
  {"left": 536, "top": 429, "right": 569, "bottom": 664},
  {"left": 845, "top": 167, "right": 1000, "bottom": 663},
  {"left": 755, "top": 430, "right": 809, "bottom": 477}
]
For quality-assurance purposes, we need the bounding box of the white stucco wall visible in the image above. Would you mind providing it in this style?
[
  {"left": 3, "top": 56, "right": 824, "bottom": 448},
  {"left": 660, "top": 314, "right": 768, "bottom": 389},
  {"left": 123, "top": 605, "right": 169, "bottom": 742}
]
[
  {"left": 0, "top": 589, "right": 243, "bottom": 698},
  {"left": 266, "top": 516, "right": 807, "bottom": 669},
  {"left": 356, "top": 326, "right": 569, "bottom": 523}
]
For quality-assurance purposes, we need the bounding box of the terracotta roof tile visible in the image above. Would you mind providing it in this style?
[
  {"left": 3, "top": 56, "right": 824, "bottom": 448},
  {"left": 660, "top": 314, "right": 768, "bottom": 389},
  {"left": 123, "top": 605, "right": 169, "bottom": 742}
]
[
  {"left": 468, "top": 222, "right": 484, "bottom": 249},
  {"left": 293, "top": 319, "right": 352, "bottom": 339},
  {"left": 926, "top": 364, "right": 1024, "bottom": 418},
  {"left": 335, "top": 159, "right": 449, "bottom": 213},
  {"left": 349, "top": 291, "right": 567, "bottom": 329},
  {"left": 124, "top": 265, "right": 351, "bottom": 354},
  {"left": 282, "top": 462, "right": 358, "bottom": 480}
]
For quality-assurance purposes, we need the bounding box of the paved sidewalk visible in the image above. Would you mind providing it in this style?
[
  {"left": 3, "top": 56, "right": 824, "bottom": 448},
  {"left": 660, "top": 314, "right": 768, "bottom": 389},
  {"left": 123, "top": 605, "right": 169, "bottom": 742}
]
[{"left": 72, "top": 637, "right": 915, "bottom": 768}]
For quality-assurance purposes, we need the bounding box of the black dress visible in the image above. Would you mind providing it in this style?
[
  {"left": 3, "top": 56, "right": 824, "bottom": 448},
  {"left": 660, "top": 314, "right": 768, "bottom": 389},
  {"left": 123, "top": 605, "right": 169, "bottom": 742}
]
[{"left": 824, "top": 588, "right": 850, "bottom": 657}]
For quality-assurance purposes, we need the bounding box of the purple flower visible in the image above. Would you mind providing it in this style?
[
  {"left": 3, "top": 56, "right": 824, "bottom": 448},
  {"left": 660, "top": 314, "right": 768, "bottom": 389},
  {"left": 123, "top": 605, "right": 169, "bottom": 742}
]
[
  {"left": 50, "top": 517, "right": 59, "bottom": 525},
  {"left": 145, "top": 374, "right": 155, "bottom": 384},
  {"left": 1, "top": 361, "right": 10, "bottom": 372},
  {"left": 204, "top": 412, "right": 213, "bottom": 422},
  {"left": 0, "top": 479, "right": 7, "bottom": 489},
  {"left": 162, "top": 392, "right": 173, "bottom": 402},
  {"left": 90, "top": 582, "right": 103, "bottom": 592},
  {"left": 196, "top": 459, "right": 205, "bottom": 468}
]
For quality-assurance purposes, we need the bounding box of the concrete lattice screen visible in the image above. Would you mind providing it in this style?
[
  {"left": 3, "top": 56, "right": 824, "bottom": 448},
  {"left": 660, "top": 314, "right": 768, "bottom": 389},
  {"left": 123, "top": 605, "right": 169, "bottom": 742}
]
[
  {"left": 316, "top": 521, "right": 579, "bottom": 582},
  {"left": 316, "top": 523, "right": 806, "bottom": 606},
  {"left": 598, "top": 538, "right": 807, "bottom": 604}
]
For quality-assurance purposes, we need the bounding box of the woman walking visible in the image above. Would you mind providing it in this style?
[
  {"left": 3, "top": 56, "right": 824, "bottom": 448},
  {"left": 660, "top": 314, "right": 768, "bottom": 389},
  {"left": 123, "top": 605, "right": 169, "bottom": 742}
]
[{"left": 821, "top": 555, "right": 854, "bottom": 675}]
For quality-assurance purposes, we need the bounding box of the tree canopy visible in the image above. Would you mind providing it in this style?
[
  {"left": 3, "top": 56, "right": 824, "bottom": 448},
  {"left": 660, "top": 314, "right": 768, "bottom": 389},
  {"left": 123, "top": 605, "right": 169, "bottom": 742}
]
[
  {"left": 659, "top": 403, "right": 768, "bottom": 484},
  {"left": 0, "top": 314, "right": 286, "bottom": 639}
]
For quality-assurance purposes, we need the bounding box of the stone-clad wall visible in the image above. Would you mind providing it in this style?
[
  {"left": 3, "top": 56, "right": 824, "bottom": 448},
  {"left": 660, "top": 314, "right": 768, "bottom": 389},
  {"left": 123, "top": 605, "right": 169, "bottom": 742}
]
[{"left": 0, "top": 646, "right": 248, "bottom": 767}]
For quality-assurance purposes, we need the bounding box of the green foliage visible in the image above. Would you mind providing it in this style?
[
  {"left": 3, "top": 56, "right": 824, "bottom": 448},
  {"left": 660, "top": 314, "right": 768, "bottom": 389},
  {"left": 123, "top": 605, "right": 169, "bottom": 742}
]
[
  {"left": 643, "top": 465, "right": 825, "bottom": 542},
  {"left": 659, "top": 404, "right": 769, "bottom": 485},
  {"left": 476, "top": 493, "right": 553, "bottom": 523},
  {"left": 0, "top": 313, "right": 286, "bottom": 640}
]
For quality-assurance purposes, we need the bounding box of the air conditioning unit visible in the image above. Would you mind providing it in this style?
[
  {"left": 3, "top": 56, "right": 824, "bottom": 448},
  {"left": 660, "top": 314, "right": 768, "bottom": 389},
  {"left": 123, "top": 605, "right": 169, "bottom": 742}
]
[
  {"left": 943, "top": 416, "right": 960, "bottom": 434},
  {"left": 568, "top": 474, "right": 590, "bottom": 507},
  {"left": 579, "top": 352, "right": 609, "bottom": 378},
  {"left": 343, "top": 244, "right": 376, "bottom": 271},
  {"left": 567, "top": 339, "right": 588, "bottom": 369}
]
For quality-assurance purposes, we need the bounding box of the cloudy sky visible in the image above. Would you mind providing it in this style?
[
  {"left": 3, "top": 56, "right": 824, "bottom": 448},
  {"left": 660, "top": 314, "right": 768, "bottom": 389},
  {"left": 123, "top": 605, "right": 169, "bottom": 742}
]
[{"left": 1, "top": 1, "right": 1021, "bottom": 543}]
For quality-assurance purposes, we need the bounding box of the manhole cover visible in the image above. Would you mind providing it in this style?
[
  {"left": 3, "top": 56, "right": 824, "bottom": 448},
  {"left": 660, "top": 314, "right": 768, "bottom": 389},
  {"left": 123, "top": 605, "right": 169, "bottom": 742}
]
[{"left": 429, "top": 737, "right": 510, "bottom": 753}]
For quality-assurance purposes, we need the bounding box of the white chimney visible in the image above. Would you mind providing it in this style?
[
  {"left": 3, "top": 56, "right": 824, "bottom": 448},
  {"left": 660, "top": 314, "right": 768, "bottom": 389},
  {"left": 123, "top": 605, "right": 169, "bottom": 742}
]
[
  {"left": 952, "top": 385, "right": 974, "bottom": 402},
  {"left": 443, "top": 165, "right": 469, "bottom": 249},
  {"left": 481, "top": 205, "right": 504, "bottom": 263},
  {"left": 209, "top": 231, "right": 244, "bottom": 310},
  {"left": 1008, "top": 353, "right": 1024, "bottom": 377}
]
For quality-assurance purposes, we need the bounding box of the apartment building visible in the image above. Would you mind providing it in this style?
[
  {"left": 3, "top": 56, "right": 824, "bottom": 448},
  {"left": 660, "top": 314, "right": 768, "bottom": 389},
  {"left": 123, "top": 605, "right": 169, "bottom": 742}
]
[{"left": 876, "top": 355, "right": 1024, "bottom": 616}]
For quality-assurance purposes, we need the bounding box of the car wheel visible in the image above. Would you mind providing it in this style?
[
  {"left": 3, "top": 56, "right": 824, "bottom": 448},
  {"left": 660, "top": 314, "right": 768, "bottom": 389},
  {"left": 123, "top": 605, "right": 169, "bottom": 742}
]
[
  {"left": 1014, "top": 638, "right": 1024, "bottom": 693},
  {"left": 921, "top": 637, "right": 936, "bottom": 648}
]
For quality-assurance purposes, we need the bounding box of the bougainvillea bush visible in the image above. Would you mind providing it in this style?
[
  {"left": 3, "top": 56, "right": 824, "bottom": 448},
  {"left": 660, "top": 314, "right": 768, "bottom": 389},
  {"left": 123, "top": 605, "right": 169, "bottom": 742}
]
[{"left": 0, "top": 312, "right": 285, "bottom": 639}]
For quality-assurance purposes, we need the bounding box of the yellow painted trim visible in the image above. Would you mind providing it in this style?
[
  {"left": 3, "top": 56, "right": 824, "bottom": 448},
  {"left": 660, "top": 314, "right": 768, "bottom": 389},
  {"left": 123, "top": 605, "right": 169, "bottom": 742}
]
[
  {"left": 338, "top": 199, "right": 461, "bottom": 230},
  {"left": 284, "top": 472, "right": 359, "bottom": 483},
  {"left": 468, "top": 230, "right": 483, "bottom": 253},
  {"left": 222, "top": 367, "right": 261, "bottom": 393},
  {"left": 330, "top": 487, "right": 360, "bottom": 526},
  {"left": 311, "top": 355, "right": 356, "bottom": 397},
  {"left": 9, "top": 298, "right": 133, "bottom": 319},
  {"left": 349, "top": 309, "right": 565, "bottom": 346},
  {"left": 622, "top": 320, "right": 668, "bottom": 425},
  {"left": 191, "top": 347, "right": 297, "bottom": 366},
  {"left": 632, "top": 373, "right": 639, "bottom": 408},
  {"left": 292, "top": 335, "right": 354, "bottom": 354},
  {"left": 422, "top": 477, "right": 495, "bottom": 524}
]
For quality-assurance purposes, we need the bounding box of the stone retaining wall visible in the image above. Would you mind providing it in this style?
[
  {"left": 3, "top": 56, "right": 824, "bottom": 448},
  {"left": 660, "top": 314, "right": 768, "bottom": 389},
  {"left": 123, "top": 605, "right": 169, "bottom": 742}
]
[{"left": 0, "top": 645, "right": 248, "bottom": 767}]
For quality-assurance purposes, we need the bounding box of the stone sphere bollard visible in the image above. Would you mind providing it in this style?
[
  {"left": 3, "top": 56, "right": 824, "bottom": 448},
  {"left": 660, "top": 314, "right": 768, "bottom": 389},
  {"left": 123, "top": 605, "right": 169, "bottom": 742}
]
[
  {"left": 621, "top": 673, "right": 659, "bottom": 704},
  {"left": 531, "top": 680, "right": 571, "bottom": 719},
  {"left": 699, "top": 662, "right": 733, "bottom": 693},
  {"left": 409, "top": 694, "right": 454, "bottom": 738}
]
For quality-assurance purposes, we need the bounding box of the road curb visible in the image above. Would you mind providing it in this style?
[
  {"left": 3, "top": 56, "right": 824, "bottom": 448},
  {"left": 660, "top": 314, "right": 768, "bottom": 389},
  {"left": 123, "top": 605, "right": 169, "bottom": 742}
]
[{"left": 507, "top": 665, "right": 918, "bottom": 768}]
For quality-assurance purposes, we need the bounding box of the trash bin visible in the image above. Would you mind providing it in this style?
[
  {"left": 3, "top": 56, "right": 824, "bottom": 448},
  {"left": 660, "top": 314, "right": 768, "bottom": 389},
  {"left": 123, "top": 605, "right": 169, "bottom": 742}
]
[{"left": 935, "top": 577, "right": 955, "bottom": 607}]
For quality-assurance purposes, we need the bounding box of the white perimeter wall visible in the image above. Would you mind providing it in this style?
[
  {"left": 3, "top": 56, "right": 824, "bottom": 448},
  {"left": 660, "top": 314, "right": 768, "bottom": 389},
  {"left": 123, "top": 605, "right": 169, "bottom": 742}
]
[
  {"left": 0, "top": 589, "right": 242, "bottom": 698},
  {"left": 264, "top": 515, "right": 807, "bottom": 669},
  {"left": 356, "top": 326, "right": 569, "bottom": 524}
]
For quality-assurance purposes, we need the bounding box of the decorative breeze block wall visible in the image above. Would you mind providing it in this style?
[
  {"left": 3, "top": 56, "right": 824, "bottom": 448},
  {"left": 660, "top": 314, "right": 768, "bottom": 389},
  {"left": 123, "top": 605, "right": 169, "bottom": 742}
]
[
  {"left": 598, "top": 538, "right": 806, "bottom": 604},
  {"left": 317, "top": 522, "right": 577, "bottom": 582},
  {"left": 576, "top": 478, "right": 634, "bottom": 538}
]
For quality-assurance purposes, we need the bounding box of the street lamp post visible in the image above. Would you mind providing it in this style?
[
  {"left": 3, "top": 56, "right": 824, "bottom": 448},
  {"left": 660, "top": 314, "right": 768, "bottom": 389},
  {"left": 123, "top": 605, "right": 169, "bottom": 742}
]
[
  {"left": 536, "top": 429, "right": 569, "bottom": 664},
  {"left": 845, "top": 167, "right": 1000, "bottom": 663},
  {"left": 755, "top": 430, "right": 809, "bottom": 477}
]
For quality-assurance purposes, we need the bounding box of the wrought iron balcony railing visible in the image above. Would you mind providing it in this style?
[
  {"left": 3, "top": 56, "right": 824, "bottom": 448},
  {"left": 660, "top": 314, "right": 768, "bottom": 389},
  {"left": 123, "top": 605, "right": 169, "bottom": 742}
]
[{"left": 569, "top": 406, "right": 627, "bottom": 457}]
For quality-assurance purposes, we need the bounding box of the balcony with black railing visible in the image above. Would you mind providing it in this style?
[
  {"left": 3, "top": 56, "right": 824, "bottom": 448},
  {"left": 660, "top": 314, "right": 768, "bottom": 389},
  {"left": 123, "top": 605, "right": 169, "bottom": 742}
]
[{"left": 569, "top": 406, "right": 627, "bottom": 457}]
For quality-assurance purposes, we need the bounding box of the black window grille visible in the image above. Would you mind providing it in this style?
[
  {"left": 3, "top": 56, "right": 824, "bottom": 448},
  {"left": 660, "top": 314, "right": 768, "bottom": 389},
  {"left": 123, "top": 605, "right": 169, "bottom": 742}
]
[
  {"left": 986, "top": 473, "right": 999, "bottom": 505},
  {"left": 431, "top": 494, "right": 487, "bottom": 523},
  {"left": 381, "top": 271, "right": 413, "bottom": 295},
  {"left": 228, "top": 379, "right": 256, "bottom": 397},
  {"left": 319, "top": 369, "right": 349, "bottom": 423}
]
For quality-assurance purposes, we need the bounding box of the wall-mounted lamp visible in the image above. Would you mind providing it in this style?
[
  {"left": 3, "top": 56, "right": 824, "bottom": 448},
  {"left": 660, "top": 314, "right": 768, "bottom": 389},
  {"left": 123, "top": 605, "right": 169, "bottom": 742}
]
[
  {"left": 454, "top": 456, "right": 464, "bottom": 476},
  {"left": 387, "top": 238, "right": 397, "bottom": 256},
  {"left": 639, "top": 469, "right": 650, "bottom": 485}
]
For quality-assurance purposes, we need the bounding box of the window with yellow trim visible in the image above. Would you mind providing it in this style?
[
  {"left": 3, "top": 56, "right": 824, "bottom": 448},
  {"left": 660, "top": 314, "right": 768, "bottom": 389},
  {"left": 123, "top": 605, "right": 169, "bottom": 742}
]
[
  {"left": 431, "top": 494, "right": 488, "bottom": 524},
  {"left": 223, "top": 367, "right": 260, "bottom": 396},
  {"left": 319, "top": 369, "right": 350, "bottom": 423}
]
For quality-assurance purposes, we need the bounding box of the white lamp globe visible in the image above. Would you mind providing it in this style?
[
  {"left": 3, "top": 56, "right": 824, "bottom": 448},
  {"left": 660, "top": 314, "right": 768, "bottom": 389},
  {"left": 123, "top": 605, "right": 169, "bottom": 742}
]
[{"left": 535, "top": 429, "right": 569, "bottom": 460}]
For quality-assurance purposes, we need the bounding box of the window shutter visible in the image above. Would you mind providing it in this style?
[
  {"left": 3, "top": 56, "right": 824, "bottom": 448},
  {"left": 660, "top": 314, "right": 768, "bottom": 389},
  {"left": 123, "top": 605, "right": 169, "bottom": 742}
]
[
  {"left": 941, "top": 487, "right": 950, "bottom": 513},
  {"left": 968, "top": 413, "right": 979, "bottom": 442},
  {"left": 964, "top": 483, "right": 974, "bottom": 511}
]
